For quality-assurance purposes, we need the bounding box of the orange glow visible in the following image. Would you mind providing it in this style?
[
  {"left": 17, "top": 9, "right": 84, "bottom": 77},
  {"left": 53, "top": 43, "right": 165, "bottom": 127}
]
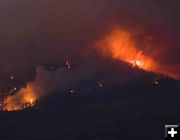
[
  {"left": 96, "top": 29, "right": 178, "bottom": 79},
  {"left": 97, "top": 30, "right": 157, "bottom": 72},
  {"left": 2, "top": 84, "right": 37, "bottom": 111}
]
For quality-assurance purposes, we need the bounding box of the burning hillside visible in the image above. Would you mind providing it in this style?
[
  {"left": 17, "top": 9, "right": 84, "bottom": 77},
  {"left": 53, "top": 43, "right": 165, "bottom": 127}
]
[
  {"left": 1, "top": 84, "right": 37, "bottom": 111},
  {"left": 96, "top": 29, "right": 179, "bottom": 79},
  {"left": 0, "top": 27, "right": 179, "bottom": 111}
]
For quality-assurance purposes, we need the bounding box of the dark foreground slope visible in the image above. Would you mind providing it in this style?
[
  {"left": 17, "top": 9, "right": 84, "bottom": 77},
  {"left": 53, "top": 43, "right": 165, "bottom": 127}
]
[
  {"left": 0, "top": 107, "right": 180, "bottom": 140},
  {"left": 0, "top": 79, "right": 180, "bottom": 140}
]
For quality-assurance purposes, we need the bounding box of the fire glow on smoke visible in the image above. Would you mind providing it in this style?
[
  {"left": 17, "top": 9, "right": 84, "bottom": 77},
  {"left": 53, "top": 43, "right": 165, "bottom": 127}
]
[
  {"left": 2, "top": 84, "right": 37, "bottom": 111},
  {"left": 96, "top": 29, "right": 177, "bottom": 78},
  {"left": 1, "top": 28, "right": 178, "bottom": 111}
]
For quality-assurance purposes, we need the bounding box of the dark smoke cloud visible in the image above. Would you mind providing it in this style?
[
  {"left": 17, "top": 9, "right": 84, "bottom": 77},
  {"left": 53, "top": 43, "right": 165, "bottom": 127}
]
[{"left": 28, "top": 55, "right": 159, "bottom": 102}]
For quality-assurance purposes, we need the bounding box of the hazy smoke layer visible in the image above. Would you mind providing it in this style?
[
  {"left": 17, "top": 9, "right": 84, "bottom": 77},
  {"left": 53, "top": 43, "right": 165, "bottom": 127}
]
[{"left": 0, "top": 0, "right": 179, "bottom": 81}]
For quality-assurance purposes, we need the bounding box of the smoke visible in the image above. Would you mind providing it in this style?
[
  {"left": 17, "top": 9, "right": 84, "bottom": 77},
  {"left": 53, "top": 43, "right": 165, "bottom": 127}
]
[
  {"left": 0, "top": 0, "right": 179, "bottom": 108},
  {"left": 95, "top": 28, "right": 180, "bottom": 79},
  {"left": 0, "top": 0, "right": 179, "bottom": 78},
  {"left": 27, "top": 61, "right": 132, "bottom": 98},
  {"left": 0, "top": 60, "right": 124, "bottom": 110}
]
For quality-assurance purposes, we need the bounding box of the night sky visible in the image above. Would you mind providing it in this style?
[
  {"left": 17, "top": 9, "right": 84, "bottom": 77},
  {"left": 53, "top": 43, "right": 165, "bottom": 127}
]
[
  {"left": 0, "top": 1, "right": 180, "bottom": 140},
  {"left": 0, "top": 0, "right": 179, "bottom": 107},
  {"left": 0, "top": 0, "right": 179, "bottom": 76}
]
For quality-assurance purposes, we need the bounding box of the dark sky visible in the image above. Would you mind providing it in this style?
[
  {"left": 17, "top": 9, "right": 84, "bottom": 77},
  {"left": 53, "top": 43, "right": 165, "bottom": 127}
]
[
  {"left": 1, "top": 2, "right": 180, "bottom": 139},
  {"left": 0, "top": 0, "right": 179, "bottom": 80}
]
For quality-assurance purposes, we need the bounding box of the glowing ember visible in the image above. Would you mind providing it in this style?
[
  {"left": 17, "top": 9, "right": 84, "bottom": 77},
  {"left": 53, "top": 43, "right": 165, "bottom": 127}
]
[
  {"left": 97, "top": 81, "right": 103, "bottom": 88},
  {"left": 153, "top": 80, "right": 159, "bottom": 85},
  {"left": 1, "top": 84, "right": 37, "bottom": 111},
  {"left": 13, "top": 87, "right": 17, "bottom": 91},
  {"left": 131, "top": 51, "right": 143, "bottom": 68},
  {"left": 10, "top": 76, "right": 15, "bottom": 80},
  {"left": 66, "top": 61, "right": 71, "bottom": 69},
  {"left": 30, "top": 99, "right": 33, "bottom": 105},
  {"left": 70, "top": 89, "right": 75, "bottom": 94}
]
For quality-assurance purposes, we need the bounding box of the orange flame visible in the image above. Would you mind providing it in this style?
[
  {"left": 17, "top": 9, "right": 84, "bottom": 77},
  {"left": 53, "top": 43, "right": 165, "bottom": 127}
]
[
  {"left": 97, "top": 30, "right": 157, "bottom": 71},
  {"left": 2, "top": 84, "right": 37, "bottom": 111},
  {"left": 96, "top": 29, "right": 177, "bottom": 79}
]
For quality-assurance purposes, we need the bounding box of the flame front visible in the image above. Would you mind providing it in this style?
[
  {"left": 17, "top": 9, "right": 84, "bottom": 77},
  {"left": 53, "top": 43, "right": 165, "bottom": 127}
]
[
  {"left": 98, "top": 30, "right": 157, "bottom": 71},
  {"left": 96, "top": 29, "right": 178, "bottom": 79},
  {"left": 2, "top": 84, "right": 37, "bottom": 111}
]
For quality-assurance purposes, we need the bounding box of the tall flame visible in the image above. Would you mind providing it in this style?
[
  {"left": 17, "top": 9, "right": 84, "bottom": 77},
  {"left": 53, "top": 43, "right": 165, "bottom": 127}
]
[
  {"left": 2, "top": 84, "right": 37, "bottom": 111},
  {"left": 96, "top": 29, "right": 177, "bottom": 79},
  {"left": 97, "top": 30, "right": 157, "bottom": 71}
]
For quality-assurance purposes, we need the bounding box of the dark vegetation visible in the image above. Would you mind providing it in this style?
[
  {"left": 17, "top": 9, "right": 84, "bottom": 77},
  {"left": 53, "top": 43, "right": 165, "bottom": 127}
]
[{"left": 0, "top": 78, "right": 180, "bottom": 140}]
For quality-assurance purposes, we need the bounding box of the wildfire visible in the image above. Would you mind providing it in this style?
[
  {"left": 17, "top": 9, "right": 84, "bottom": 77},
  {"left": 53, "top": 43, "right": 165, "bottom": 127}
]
[
  {"left": 2, "top": 84, "right": 37, "bottom": 111},
  {"left": 96, "top": 29, "right": 178, "bottom": 78},
  {"left": 97, "top": 30, "right": 157, "bottom": 72}
]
